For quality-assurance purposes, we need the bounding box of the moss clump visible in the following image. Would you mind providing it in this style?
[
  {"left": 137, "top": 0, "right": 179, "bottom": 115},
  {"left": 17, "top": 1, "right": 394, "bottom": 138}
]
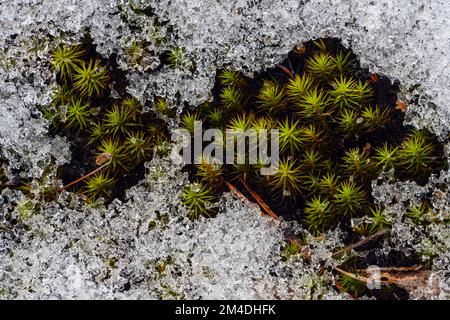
[
  {"left": 337, "top": 272, "right": 369, "bottom": 298},
  {"left": 406, "top": 201, "right": 434, "bottom": 225},
  {"left": 182, "top": 37, "right": 447, "bottom": 232},
  {"left": 181, "top": 182, "right": 217, "bottom": 220},
  {"left": 50, "top": 44, "right": 85, "bottom": 79},
  {"left": 41, "top": 38, "right": 170, "bottom": 202}
]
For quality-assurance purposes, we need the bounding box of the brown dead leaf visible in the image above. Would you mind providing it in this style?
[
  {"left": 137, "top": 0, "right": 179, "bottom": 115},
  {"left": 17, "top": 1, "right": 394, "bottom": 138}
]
[{"left": 396, "top": 100, "right": 408, "bottom": 112}]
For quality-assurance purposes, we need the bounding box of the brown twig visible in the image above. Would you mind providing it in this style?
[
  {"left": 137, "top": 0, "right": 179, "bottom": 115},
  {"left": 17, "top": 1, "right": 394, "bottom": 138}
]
[
  {"left": 223, "top": 179, "right": 248, "bottom": 201},
  {"left": 334, "top": 265, "right": 433, "bottom": 299},
  {"left": 224, "top": 179, "right": 268, "bottom": 218},
  {"left": 239, "top": 177, "right": 279, "bottom": 220},
  {"left": 277, "top": 65, "right": 294, "bottom": 79},
  {"left": 335, "top": 267, "right": 372, "bottom": 283},
  {"left": 356, "top": 266, "right": 422, "bottom": 273},
  {"left": 59, "top": 161, "right": 110, "bottom": 192},
  {"left": 332, "top": 229, "right": 389, "bottom": 258}
]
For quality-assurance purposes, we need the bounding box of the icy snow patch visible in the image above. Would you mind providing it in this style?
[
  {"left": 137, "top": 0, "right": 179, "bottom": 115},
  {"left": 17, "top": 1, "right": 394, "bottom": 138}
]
[
  {"left": 0, "top": 157, "right": 345, "bottom": 299},
  {"left": 124, "top": 0, "right": 450, "bottom": 137},
  {"left": 371, "top": 169, "right": 450, "bottom": 299}
]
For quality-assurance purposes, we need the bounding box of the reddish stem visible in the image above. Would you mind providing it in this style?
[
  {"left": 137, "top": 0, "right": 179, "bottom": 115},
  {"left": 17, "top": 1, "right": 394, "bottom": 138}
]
[
  {"left": 239, "top": 177, "right": 279, "bottom": 220},
  {"left": 60, "top": 162, "right": 110, "bottom": 192}
]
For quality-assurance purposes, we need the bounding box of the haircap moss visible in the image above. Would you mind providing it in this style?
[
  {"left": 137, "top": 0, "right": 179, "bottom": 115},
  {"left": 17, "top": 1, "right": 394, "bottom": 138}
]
[
  {"left": 181, "top": 37, "right": 447, "bottom": 232},
  {"left": 42, "top": 35, "right": 171, "bottom": 203}
]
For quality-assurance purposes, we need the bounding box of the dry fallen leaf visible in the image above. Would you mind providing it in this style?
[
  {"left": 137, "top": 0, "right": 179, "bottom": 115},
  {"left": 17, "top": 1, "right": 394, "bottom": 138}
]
[
  {"left": 396, "top": 100, "right": 408, "bottom": 112},
  {"left": 95, "top": 153, "right": 112, "bottom": 166}
]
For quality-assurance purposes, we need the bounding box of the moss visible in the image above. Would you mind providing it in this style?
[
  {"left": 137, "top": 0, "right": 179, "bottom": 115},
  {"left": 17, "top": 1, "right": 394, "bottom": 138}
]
[
  {"left": 220, "top": 86, "right": 244, "bottom": 110},
  {"left": 51, "top": 44, "right": 85, "bottom": 79},
  {"left": 46, "top": 37, "right": 447, "bottom": 229},
  {"left": 181, "top": 182, "right": 217, "bottom": 220},
  {"left": 15, "top": 200, "right": 35, "bottom": 220},
  {"left": 195, "top": 155, "right": 223, "bottom": 187},
  {"left": 406, "top": 201, "right": 432, "bottom": 225},
  {"left": 281, "top": 240, "right": 301, "bottom": 261},
  {"left": 45, "top": 38, "right": 170, "bottom": 203},
  {"left": 154, "top": 97, "right": 176, "bottom": 118},
  {"left": 127, "top": 40, "right": 146, "bottom": 66},
  {"left": 84, "top": 172, "right": 115, "bottom": 201},
  {"left": 257, "top": 81, "right": 287, "bottom": 111},
  {"left": 73, "top": 59, "right": 109, "bottom": 97},
  {"left": 338, "top": 273, "right": 368, "bottom": 297},
  {"left": 304, "top": 196, "right": 333, "bottom": 234},
  {"left": 65, "top": 97, "right": 92, "bottom": 129},
  {"left": 180, "top": 112, "right": 201, "bottom": 133},
  {"left": 183, "top": 37, "right": 447, "bottom": 231},
  {"left": 166, "top": 47, "right": 187, "bottom": 69}
]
